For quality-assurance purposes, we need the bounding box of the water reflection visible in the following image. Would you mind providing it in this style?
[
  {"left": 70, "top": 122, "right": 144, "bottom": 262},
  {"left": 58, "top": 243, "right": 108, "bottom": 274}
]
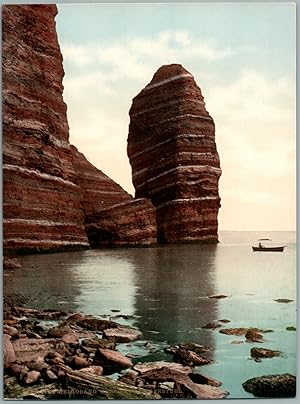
[
  {"left": 4, "top": 251, "right": 87, "bottom": 311},
  {"left": 131, "top": 244, "right": 219, "bottom": 349}
]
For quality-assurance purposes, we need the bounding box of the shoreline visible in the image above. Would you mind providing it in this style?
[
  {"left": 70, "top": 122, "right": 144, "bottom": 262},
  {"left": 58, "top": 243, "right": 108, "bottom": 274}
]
[{"left": 3, "top": 303, "right": 296, "bottom": 399}]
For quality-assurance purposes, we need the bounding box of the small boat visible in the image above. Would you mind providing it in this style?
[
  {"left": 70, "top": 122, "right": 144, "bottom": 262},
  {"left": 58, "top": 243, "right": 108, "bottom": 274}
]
[{"left": 252, "top": 238, "right": 286, "bottom": 252}]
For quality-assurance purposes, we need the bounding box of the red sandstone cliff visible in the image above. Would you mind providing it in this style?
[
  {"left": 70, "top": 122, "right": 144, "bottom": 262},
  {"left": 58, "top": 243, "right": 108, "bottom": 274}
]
[
  {"left": 72, "top": 146, "right": 157, "bottom": 247},
  {"left": 2, "top": 5, "right": 89, "bottom": 253},
  {"left": 128, "top": 64, "right": 221, "bottom": 243},
  {"left": 2, "top": 5, "right": 156, "bottom": 253}
]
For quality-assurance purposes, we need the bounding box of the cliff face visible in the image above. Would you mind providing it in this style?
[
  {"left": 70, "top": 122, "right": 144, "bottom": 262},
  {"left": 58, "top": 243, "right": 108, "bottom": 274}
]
[
  {"left": 72, "top": 146, "right": 157, "bottom": 247},
  {"left": 128, "top": 64, "right": 221, "bottom": 243},
  {"left": 2, "top": 5, "right": 90, "bottom": 253},
  {"left": 2, "top": 5, "right": 157, "bottom": 253}
]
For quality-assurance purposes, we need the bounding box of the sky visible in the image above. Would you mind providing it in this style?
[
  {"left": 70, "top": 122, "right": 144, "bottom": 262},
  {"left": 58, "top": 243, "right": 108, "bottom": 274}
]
[{"left": 56, "top": 2, "right": 296, "bottom": 231}]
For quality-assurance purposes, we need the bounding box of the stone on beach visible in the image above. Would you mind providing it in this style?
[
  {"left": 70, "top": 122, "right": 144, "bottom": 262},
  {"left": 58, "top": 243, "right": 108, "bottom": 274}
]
[
  {"left": 12, "top": 338, "right": 57, "bottom": 363},
  {"left": 103, "top": 326, "right": 143, "bottom": 342},
  {"left": 23, "top": 370, "right": 41, "bottom": 385},
  {"left": 71, "top": 356, "right": 91, "bottom": 370},
  {"left": 124, "top": 364, "right": 228, "bottom": 399},
  {"left": 133, "top": 361, "right": 192, "bottom": 375},
  {"left": 166, "top": 346, "right": 212, "bottom": 366},
  {"left": 3, "top": 334, "right": 17, "bottom": 368},
  {"left": 79, "top": 365, "right": 104, "bottom": 376},
  {"left": 94, "top": 348, "right": 133, "bottom": 374},
  {"left": 3, "top": 325, "right": 19, "bottom": 338},
  {"left": 81, "top": 337, "right": 115, "bottom": 350},
  {"left": 61, "top": 333, "right": 79, "bottom": 345},
  {"left": 242, "top": 373, "right": 296, "bottom": 397}
]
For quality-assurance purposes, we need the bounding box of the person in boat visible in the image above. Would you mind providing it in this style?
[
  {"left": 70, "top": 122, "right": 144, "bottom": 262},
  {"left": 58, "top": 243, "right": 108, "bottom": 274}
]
[{"left": 258, "top": 242, "right": 263, "bottom": 248}]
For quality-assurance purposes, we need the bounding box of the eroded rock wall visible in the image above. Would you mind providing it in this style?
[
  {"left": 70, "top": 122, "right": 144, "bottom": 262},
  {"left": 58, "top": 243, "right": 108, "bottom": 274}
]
[
  {"left": 72, "top": 146, "right": 157, "bottom": 247},
  {"left": 2, "top": 5, "right": 89, "bottom": 253},
  {"left": 128, "top": 64, "right": 221, "bottom": 243}
]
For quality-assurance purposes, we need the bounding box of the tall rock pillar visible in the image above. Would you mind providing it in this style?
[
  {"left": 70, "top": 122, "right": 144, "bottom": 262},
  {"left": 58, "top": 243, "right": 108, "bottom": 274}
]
[{"left": 128, "top": 64, "right": 221, "bottom": 243}]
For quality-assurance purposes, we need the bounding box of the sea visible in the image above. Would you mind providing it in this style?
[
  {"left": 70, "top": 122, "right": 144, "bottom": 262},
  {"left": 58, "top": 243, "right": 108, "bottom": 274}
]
[{"left": 4, "top": 231, "right": 297, "bottom": 398}]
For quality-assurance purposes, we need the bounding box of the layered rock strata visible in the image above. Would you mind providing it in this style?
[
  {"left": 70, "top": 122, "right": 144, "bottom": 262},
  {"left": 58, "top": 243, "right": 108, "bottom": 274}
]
[
  {"left": 85, "top": 198, "right": 157, "bottom": 247},
  {"left": 128, "top": 64, "right": 221, "bottom": 243},
  {"left": 72, "top": 146, "right": 157, "bottom": 247},
  {"left": 3, "top": 4, "right": 157, "bottom": 253},
  {"left": 2, "top": 5, "right": 89, "bottom": 253}
]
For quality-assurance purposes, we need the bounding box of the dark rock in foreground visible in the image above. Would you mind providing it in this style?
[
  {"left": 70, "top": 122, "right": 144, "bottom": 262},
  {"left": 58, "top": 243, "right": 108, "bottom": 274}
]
[
  {"left": 243, "top": 373, "right": 296, "bottom": 397},
  {"left": 121, "top": 361, "right": 228, "bottom": 399}
]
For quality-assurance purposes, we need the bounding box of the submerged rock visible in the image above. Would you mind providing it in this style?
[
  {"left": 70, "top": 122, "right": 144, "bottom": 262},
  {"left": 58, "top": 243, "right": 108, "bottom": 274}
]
[
  {"left": 245, "top": 329, "right": 263, "bottom": 342},
  {"left": 250, "top": 347, "right": 282, "bottom": 359},
  {"left": 202, "top": 322, "right": 222, "bottom": 330},
  {"left": 243, "top": 373, "right": 296, "bottom": 397},
  {"left": 76, "top": 317, "right": 118, "bottom": 331},
  {"left": 219, "top": 327, "right": 260, "bottom": 336},
  {"left": 286, "top": 326, "right": 296, "bottom": 331}
]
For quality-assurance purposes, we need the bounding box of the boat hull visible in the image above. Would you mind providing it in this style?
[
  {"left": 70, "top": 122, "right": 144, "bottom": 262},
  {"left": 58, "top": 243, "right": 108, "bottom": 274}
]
[{"left": 252, "top": 246, "right": 285, "bottom": 252}]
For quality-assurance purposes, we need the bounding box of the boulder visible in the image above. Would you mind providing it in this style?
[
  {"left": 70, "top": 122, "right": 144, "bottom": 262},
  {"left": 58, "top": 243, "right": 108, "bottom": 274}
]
[
  {"left": 133, "top": 361, "right": 191, "bottom": 375},
  {"left": 103, "top": 326, "right": 143, "bottom": 342},
  {"left": 71, "top": 356, "right": 91, "bottom": 370},
  {"left": 245, "top": 329, "right": 263, "bottom": 342},
  {"left": 76, "top": 317, "right": 118, "bottom": 331},
  {"left": 12, "top": 337, "right": 56, "bottom": 363},
  {"left": 3, "top": 334, "right": 16, "bottom": 368},
  {"left": 23, "top": 370, "right": 41, "bottom": 385},
  {"left": 94, "top": 349, "right": 132, "bottom": 374},
  {"left": 82, "top": 337, "right": 115, "bottom": 350},
  {"left": 243, "top": 374, "right": 296, "bottom": 397},
  {"left": 61, "top": 333, "right": 79, "bottom": 345},
  {"left": 250, "top": 347, "right": 282, "bottom": 359},
  {"left": 3, "top": 325, "right": 19, "bottom": 339},
  {"left": 79, "top": 366, "right": 104, "bottom": 376}
]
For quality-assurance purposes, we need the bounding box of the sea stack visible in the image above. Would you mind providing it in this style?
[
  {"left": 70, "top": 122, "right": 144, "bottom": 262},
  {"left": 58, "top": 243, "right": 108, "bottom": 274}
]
[
  {"left": 2, "top": 5, "right": 90, "bottom": 253},
  {"left": 128, "top": 64, "right": 221, "bottom": 243}
]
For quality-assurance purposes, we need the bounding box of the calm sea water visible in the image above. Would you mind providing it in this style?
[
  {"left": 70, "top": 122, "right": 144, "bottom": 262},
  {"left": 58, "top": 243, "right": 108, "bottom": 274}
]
[{"left": 4, "top": 231, "right": 297, "bottom": 398}]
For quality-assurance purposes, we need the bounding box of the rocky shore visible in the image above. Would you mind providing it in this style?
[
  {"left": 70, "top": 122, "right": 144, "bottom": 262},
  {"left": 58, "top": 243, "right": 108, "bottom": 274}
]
[
  {"left": 3, "top": 305, "right": 229, "bottom": 399},
  {"left": 3, "top": 303, "right": 296, "bottom": 399}
]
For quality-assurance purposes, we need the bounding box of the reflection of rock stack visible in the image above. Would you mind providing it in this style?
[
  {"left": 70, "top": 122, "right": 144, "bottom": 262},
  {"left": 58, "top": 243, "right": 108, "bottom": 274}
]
[
  {"left": 131, "top": 245, "right": 219, "bottom": 350},
  {"left": 128, "top": 64, "right": 221, "bottom": 243}
]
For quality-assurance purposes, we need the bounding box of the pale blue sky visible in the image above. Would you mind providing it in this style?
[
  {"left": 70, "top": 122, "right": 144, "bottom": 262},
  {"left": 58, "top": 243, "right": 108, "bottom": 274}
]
[{"left": 56, "top": 3, "right": 296, "bottom": 231}]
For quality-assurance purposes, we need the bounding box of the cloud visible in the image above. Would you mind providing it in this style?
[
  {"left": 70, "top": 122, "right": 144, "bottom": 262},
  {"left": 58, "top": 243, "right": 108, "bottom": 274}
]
[{"left": 60, "top": 30, "right": 295, "bottom": 230}]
